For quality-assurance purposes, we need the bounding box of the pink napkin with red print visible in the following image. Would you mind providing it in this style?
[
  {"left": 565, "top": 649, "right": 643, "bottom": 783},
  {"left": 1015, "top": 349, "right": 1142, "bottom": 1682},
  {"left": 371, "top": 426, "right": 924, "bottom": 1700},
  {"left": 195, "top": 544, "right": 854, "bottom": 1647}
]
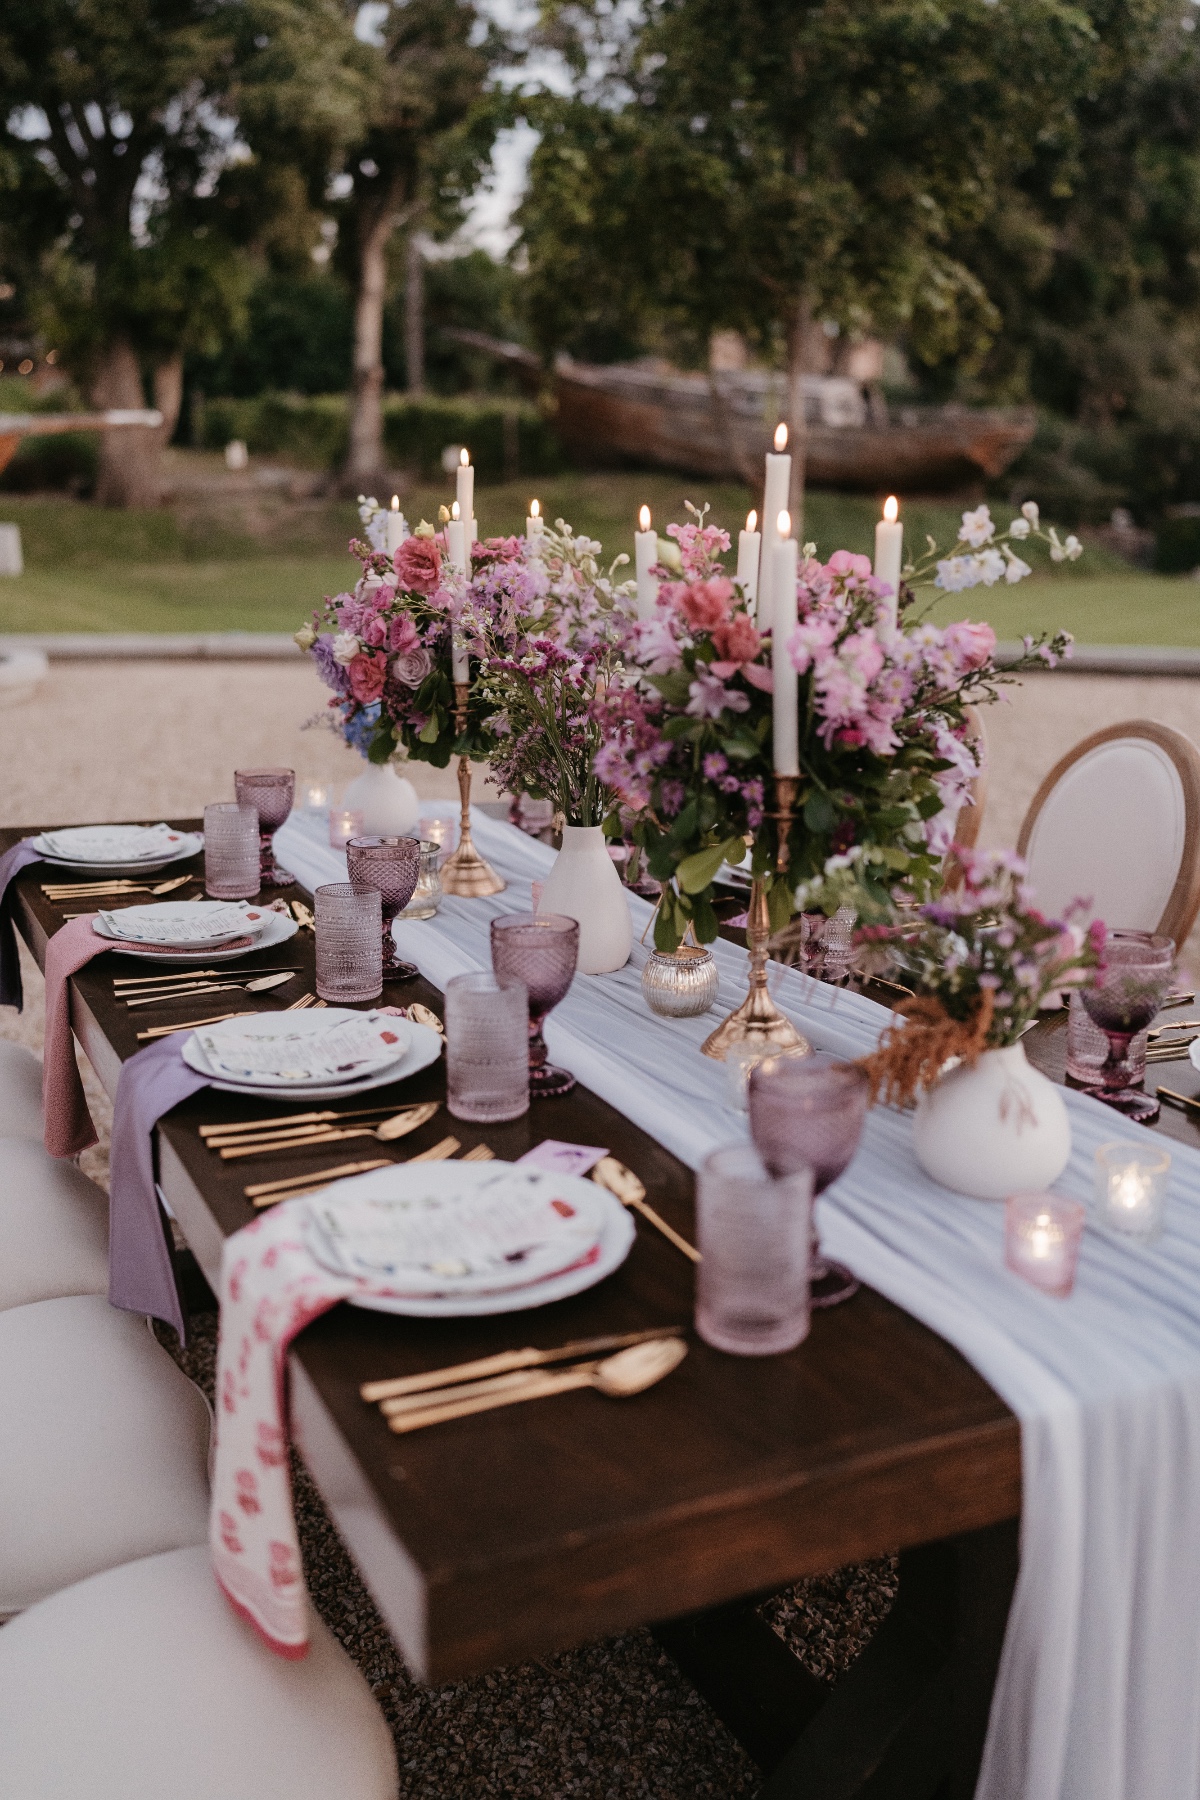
[
  {"left": 210, "top": 1205, "right": 375, "bottom": 1658},
  {"left": 43, "top": 914, "right": 111, "bottom": 1157}
]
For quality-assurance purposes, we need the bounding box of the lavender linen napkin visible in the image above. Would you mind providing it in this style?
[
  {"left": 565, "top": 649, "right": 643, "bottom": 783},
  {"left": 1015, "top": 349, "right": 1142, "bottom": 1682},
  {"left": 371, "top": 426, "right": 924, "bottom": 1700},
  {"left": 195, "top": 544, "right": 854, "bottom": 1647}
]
[
  {"left": 0, "top": 839, "right": 43, "bottom": 1008},
  {"left": 108, "top": 1036, "right": 209, "bottom": 1341}
]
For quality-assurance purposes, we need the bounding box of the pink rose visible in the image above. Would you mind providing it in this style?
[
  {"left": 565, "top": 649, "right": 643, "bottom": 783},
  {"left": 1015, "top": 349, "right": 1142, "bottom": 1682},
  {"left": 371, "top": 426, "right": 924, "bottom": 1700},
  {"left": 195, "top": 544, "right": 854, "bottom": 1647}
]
[
  {"left": 347, "top": 651, "right": 387, "bottom": 703},
  {"left": 943, "top": 619, "right": 996, "bottom": 672},
  {"left": 481, "top": 535, "right": 524, "bottom": 562},
  {"left": 677, "top": 576, "right": 734, "bottom": 632},
  {"left": 711, "top": 615, "right": 762, "bottom": 664},
  {"left": 361, "top": 614, "right": 388, "bottom": 647},
  {"left": 826, "top": 550, "right": 874, "bottom": 582},
  {"left": 394, "top": 535, "right": 442, "bottom": 595},
  {"left": 389, "top": 613, "right": 420, "bottom": 655},
  {"left": 391, "top": 647, "right": 432, "bottom": 688}
]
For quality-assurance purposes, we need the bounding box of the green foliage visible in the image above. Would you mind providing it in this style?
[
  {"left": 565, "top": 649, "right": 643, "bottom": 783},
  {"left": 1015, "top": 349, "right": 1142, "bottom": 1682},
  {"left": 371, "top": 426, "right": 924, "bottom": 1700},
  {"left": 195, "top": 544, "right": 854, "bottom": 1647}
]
[
  {"left": 189, "top": 276, "right": 355, "bottom": 399},
  {"left": 383, "top": 251, "right": 529, "bottom": 394}
]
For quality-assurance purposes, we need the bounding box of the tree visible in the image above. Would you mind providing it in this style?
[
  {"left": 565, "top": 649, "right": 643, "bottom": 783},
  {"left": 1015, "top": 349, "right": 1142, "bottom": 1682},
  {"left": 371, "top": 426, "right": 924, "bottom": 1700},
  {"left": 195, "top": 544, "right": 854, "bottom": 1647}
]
[
  {"left": 334, "top": 0, "right": 499, "bottom": 489},
  {"left": 0, "top": 0, "right": 362, "bottom": 506},
  {"left": 520, "top": 0, "right": 1099, "bottom": 526}
]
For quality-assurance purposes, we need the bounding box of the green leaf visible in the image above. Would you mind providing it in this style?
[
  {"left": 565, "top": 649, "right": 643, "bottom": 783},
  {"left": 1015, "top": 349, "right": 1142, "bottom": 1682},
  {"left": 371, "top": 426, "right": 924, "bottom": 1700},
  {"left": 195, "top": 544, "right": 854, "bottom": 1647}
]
[
  {"left": 690, "top": 894, "right": 719, "bottom": 943},
  {"left": 418, "top": 713, "right": 441, "bottom": 745},
  {"left": 676, "top": 835, "right": 743, "bottom": 894},
  {"left": 803, "top": 788, "right": 836, "bottom": 833},
  {"left": 766, "top": 876, "right": 795, "bottom": 934}
]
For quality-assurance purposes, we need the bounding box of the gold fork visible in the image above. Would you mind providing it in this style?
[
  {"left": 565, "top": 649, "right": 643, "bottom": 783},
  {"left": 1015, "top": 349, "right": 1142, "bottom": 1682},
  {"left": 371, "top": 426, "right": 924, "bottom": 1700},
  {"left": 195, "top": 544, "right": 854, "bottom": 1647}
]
[{"left": 244, "top": 1133, "right": 479, "bottom": 1206}]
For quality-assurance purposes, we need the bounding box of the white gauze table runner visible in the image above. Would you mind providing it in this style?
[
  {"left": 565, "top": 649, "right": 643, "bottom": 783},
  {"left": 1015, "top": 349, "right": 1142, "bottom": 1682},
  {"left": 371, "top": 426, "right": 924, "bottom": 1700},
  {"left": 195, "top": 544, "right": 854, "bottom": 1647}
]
[{"left": 277, "top": 806, "right": 1200, "bottom": 1800}]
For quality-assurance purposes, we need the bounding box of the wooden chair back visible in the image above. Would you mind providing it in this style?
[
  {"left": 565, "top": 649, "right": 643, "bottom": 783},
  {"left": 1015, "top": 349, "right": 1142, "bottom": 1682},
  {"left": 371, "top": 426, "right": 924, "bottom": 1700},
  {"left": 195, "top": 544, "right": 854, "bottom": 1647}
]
[
  {"left": 1016, "top": 720, "right": 1200, "bottom": 947},
  {"left": 950, "top": 706, "right": 989, "bottom": 855}
]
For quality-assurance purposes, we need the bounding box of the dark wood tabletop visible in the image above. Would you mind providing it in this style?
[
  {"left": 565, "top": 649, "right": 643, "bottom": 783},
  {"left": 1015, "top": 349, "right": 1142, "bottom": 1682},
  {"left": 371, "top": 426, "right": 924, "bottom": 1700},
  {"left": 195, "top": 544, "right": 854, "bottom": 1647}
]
[{"left": 3, "top": 821, "right": 1022, "bottom": 1718}]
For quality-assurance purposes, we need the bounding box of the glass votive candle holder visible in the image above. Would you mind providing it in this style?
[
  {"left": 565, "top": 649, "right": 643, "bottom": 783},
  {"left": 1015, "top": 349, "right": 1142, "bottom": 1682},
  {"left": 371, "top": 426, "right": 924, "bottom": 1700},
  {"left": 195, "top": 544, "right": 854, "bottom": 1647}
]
[
  {"left": 1004, "top": 1192, "right": 1086, "bottom": 1297},
  {"left": 395, "top": 841, "right": 443, "bottom": 921},
  {"left": 299, "top": 779, "right": 332, "bottom": 812},
  {"left": 695, "top": 1143, "right": 812, "bottom": 1356},
  {"left": 1094, "top": 1142, "right": 1171, "bottom": 1242},
  {"left": 329, "top": 808, "right": 364, "bottom": 851},
  {"left": 314, "top": 882, "right": 382, "bottom": 1003},
  {"left": 203, "top": 802, "right": 260, "bottom": 899},
  {"left": 419, "top": 814, "right": 456, "bottom": 857},
  {"left": 725, "top": 1040, "right": 773, "bottom": 1112},
  {"left": 444, "top": 972, "right": 530, "bottom": 1123}
]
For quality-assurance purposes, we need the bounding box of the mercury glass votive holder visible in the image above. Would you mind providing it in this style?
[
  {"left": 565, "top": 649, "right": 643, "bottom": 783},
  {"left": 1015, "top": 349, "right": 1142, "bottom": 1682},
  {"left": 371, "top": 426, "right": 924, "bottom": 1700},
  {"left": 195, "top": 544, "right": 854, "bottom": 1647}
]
[
  {"left": 1004, "top": 1192, "right": 1086, "bottom": 1297},
  {"left": 642, "top": 946, "right": 720, "bottom": 1018},
  {"left": 1094, "top": 1142, "right": 1171, "bottom": 1242},
  {"left": 329, "top": 808, "right": 364, "bottom": 850},
  {"left": 203, "top": 802, "right": 260, "bottom": 899}
]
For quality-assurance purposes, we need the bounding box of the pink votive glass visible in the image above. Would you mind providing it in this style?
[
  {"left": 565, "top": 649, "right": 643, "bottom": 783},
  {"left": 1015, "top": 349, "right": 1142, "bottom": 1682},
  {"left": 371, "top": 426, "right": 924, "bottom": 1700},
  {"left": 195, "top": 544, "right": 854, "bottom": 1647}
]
[
  {"left": 695, "top": 1143, "right": 812, "bottom": 1356},
  {"left": 203, "top": 802, "right": 260, "bottom": 899},
  {"left": 329, "top": 808, "right": 365, "bottom": 851},
  {"left": 1004, "top": 1192, "right": 1086, "bottom": 1297}
]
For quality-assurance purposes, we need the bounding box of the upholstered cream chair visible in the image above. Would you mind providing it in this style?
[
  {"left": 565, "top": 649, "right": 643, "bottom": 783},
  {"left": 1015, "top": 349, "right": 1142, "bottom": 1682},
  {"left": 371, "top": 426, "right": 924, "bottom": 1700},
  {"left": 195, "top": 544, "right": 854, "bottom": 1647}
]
[
  {"left": 0, "top": 1295, "right": 210, "bottom": 1616},
  {"left": 0, "top": 1138, "right": 109, "bottom": 1311},
  {"left": 1016, "top": 721, "right": 1200, "bottom": 943},
  {"left": 0, "top": 1546, "right": 399, "bottom": 1799},
  {"left": 0, "top": 1039, "right": 44, "bottom": 1137}
]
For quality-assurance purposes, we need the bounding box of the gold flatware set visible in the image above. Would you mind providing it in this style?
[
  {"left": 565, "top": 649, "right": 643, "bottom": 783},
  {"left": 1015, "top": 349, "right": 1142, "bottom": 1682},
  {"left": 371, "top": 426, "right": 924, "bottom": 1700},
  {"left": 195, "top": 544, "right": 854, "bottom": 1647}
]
[
  {"left": 120, "top": 970, "right": 297, "bottom": 1008},
  {"left": 203, "top": 1099, "right": 443, "bottom": 1160},
  {"left": 241, "top": 1132, "right": 493, "bottom": 1205},
  {"left": 42, "top": 873, "right": 195, "bottom": 901},
  {"left": 591, "top": 1156, "right": 701, "bottom": 1263}
]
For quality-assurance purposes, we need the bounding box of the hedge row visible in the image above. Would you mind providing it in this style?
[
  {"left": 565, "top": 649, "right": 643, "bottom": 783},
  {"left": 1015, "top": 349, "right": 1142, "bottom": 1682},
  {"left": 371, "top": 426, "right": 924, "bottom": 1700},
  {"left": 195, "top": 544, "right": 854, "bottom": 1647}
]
[{"left": 198, "top": 391, "right": 567, "bottom": 479}]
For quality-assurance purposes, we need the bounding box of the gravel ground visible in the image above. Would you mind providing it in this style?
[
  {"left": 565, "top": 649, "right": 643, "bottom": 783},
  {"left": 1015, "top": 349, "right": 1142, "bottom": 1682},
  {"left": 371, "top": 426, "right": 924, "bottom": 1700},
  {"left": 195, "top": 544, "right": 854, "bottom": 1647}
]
[{"left": 4, "top": 657, "right": 1196, "bottom": 1793}]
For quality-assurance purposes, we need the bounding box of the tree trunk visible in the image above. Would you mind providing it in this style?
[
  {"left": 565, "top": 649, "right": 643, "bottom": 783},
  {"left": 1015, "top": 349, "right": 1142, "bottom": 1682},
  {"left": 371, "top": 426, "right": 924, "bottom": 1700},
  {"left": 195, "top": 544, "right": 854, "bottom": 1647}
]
[
  {"left": 90, "top": 338, "right": 163, "bottom": 509},
  {"left": 346, "top": 180, "right": 414, "bottom": 490},
  {"left": 405, "top": 232, "right": 425, "bottom": 396},
  {"left": 786, "top": 293, "right": 814, "bottom": 541}
]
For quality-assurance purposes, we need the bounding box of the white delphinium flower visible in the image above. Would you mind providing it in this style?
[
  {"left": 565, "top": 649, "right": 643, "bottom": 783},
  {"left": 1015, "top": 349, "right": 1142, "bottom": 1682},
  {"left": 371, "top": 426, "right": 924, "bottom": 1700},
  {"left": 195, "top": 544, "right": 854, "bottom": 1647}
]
[
  {"left": 1021, "top": 500, "right": 1040, "bottom": 526},
  {"left": 975, "top": 547, "right": 1007, "bottom": 585},
  {"left": 1064, "top": 534, "right": 1082, "bottom": 560},
  {"left": 332, "top": 632, "right": 361, "bottom": 665},
  {"left": 960, "top": 505, "right": 995, "bottom": 548},
  {"left": 935, "top": 555, "right": 982, "bottom": 591},
  {"left": 1008, "top": 516, "right": 1031, "bottom": 539},
  {"left": 356, "top": 495, "right": 389, "bottom": 553},
  {"left": 1003, "top": 547, "right": 1033, "bottom": 584}
]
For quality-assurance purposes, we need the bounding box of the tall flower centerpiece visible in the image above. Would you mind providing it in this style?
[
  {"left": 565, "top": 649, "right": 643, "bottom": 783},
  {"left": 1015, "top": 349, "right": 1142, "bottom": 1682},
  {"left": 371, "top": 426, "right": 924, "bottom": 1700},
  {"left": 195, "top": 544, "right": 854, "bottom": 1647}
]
[{"left": 595, "top": 501, "right": 1076, "bottom": 1053}]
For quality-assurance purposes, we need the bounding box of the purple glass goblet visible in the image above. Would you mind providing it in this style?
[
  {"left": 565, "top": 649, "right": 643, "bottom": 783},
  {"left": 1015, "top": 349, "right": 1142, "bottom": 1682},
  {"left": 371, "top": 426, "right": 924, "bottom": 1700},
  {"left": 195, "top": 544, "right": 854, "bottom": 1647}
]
[
  {"left": 234, "top": 767, "right": 295, "bottom": 887},
  {"left": 748, "top": 1050, "right": 870, "bottom": 1308},
  {"left": 490, "top": 912, "right": 580, "bottom": 1098},
  {"left": 346, "top": 835, "right": 422, "bottom": 980},
  {"left": 1079, "top": 931, "right": 1175, "bottom": 1122}
]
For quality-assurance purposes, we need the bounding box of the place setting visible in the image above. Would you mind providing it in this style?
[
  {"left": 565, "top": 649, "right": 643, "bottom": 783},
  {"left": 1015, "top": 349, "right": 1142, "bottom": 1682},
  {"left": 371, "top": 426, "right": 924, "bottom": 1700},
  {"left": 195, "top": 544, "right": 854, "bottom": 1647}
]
[{"left": 29, "top": 822, "right": 204, "bottom": 876}]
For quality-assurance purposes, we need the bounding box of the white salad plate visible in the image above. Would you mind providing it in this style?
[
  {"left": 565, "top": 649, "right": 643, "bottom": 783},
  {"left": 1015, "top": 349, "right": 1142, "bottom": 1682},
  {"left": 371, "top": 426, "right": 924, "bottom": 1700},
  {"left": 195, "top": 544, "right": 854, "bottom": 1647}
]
[
  {"left": 96, "top": 908, "right": 299, "bottom": 965},
  {"left": 301, "top": 1161, "right": 635, "bottom": 1318},
  {"left": 34, "top": 826, "right": 203, "bottom": 873},
  {"left": 182, "top": 1016, "right": 442, "bottom": 1101},
  {"left": 94, "top": 900, "right": 270, "bottom": 948},
  {"left": 184, "top": 1008, "right": 411, "bottom": 1090}
]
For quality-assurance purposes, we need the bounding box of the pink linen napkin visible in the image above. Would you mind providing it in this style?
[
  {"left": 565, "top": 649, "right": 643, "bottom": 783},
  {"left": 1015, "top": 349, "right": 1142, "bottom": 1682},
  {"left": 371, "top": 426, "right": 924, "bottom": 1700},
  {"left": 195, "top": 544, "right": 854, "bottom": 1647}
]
[
  {"left": 43, "top": 914, "right": 111, "bottom": 1157},
  {"left": 210, "top": 1205, "right": 368, "bottom": 1658}
]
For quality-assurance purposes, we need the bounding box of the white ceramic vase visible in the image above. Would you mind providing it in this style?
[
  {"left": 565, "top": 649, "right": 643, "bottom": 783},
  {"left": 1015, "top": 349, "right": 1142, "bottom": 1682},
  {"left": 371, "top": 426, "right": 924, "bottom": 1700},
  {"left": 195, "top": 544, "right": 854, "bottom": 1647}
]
[
  {"left": 340, "top": 761, "right": 420, "bottom": 836},
  {"left": 912, "top": 1042, "right": 1071, "bottom": 1201},
  {"left": 538, "top": 824, "right": 633, "bottom": 975}
]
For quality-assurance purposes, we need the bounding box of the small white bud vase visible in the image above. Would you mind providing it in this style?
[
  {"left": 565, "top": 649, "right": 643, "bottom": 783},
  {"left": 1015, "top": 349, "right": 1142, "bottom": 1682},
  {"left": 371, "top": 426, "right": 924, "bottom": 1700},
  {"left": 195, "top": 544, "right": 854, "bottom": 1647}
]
[
  {"left": 537, "top": 824, "right": 633, "bottom": 975},
  {"left": 642, "top": 946, "right": 720, "bottom": 1017},
  {"left": 340, "top": 762, "right": 420, "bottom": 837},
  {"left": 912, "top": 1042, "right": 1071, "bottom": 1201}
]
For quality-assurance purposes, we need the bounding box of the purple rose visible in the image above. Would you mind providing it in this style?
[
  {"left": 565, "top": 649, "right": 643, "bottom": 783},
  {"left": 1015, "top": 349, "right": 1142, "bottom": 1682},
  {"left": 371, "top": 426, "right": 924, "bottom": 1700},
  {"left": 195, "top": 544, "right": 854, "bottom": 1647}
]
[{"left": 391, "top": 647, "right": 433, "bottom": 688}]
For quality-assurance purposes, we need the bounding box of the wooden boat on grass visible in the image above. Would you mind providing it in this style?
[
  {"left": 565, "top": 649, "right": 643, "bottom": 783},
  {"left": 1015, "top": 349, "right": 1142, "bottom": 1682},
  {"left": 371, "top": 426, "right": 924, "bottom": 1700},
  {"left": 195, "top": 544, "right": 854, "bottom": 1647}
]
[{"left": 445, "top": 330, "right": 1035, "bottom": 492}]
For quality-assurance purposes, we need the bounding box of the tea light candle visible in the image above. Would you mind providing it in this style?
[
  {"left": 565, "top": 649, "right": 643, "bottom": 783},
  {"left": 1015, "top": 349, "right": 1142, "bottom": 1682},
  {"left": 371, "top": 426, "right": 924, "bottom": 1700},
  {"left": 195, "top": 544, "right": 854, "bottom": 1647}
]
[
  {"left": 874, "top": 495, "right": 903, "bottom": 627},
  {"left": 299, "top": 779, "right": 332, "bottom": 813},
  {"left": 526, "top": 498, "right": 544, "bottom": 540},
  {"left": 1094, "top": 1142, "right": 1170, "bottom": 1242},
  {"left": 385, "top": 494, "right": 404, "bottom": 555},
  {"left": 329, "top": 808, "right": 364, "bottom": 851},
  {"left": 635, "top": 505, "right": 658, "bottom": 620},
  {"left": 736, "top": 509, "right": 761, "bottom": 613},
  {"left": 1005, "top": 1192, "right": 1086, "bottom": 1296}
]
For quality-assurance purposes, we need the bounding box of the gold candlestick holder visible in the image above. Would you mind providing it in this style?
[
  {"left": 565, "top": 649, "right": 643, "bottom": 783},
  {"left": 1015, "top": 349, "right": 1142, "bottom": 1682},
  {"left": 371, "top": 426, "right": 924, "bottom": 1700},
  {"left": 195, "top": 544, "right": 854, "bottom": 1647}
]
[
  {"left": 700, "top": 775, "right": 809, "bottom": 1061},
  {"left": 438, "top": 683, "right": 506, "bottom": 898}
]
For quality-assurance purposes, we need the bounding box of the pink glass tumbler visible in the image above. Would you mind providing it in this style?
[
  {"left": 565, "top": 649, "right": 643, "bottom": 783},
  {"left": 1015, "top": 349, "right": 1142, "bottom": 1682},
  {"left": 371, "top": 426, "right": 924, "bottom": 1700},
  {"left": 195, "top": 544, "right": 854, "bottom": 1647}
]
[{"left": 695, "top": 1143, "right": 812, "bottom": 1355}]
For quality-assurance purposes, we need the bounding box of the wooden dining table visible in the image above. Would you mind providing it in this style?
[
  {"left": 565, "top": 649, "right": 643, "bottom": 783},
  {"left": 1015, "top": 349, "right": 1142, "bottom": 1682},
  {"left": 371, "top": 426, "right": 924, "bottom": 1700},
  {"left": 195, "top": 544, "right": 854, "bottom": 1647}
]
[{"left": 2, "top": 818, "right": 1043, "bottom": 1800}]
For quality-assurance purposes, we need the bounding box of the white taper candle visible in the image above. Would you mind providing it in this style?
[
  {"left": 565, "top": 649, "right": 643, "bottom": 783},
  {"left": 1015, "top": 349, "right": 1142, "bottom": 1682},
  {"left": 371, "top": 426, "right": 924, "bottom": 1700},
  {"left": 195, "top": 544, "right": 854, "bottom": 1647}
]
[
  {"left": 736, "top": 508, "right": 761, "bottom": 614},
  {"left": 385, "top": 494, "right": 404, "bottom": 555},
  {"left": 771, "top": 513, "right": 799, "bottom": 777},
  {"left": 874, "top": 495, "right": 903, "bottom": 629},
  {"left": 456, "top": 449, "right": 474, "bottom": 528},
  {"left": 635, "top": 504, "right": 659, "bottom": 621}
]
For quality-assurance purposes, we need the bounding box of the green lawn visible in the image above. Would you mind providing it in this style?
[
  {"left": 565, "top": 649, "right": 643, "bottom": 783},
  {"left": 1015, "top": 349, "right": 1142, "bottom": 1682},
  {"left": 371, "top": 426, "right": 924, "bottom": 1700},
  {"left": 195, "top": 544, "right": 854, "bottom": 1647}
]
[{"left": 0, "top": 473, "right": 1189, "bottom": 643}]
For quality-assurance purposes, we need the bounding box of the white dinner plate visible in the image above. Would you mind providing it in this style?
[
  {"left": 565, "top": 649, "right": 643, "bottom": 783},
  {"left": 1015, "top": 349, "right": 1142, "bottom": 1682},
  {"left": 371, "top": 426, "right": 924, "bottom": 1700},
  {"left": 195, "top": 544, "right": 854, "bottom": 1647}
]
[
  {"left": 183, "top": 1007, "right": 411, "bottom": 1089},
  {"left": 93, "top": 900, "right": 269, "bottom": 948},
  {"left": 98, "top": 908, "right": 299, "bottom": 965},
  {"left": 35, "top": 823, "right": 194, "bottom": 864},
  {"left": 37, "top": 834, "right": 204, "bottom": 875},
  {"left": 181, "top": 1019, "right": 443, "bottom": 1100},
  {"left": 302, "top": 1162, "right": 611, "bottom": 1297}
]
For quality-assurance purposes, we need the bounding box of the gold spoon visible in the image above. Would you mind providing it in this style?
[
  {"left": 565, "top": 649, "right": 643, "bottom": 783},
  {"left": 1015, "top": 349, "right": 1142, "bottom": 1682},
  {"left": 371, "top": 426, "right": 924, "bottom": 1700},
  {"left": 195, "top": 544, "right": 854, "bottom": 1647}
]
[
  {"left": 592, "top": 1157, "right": 701, "bottom": 1263},
  {"left": 124, "top": 970, "right": 296, "bottom": 1007},
  {"left": 216, "top": 1101, "right": 442, "bottom": 1159},
  {"left": 386, "top": 1337, "right": 689, "bottom": 1435}
]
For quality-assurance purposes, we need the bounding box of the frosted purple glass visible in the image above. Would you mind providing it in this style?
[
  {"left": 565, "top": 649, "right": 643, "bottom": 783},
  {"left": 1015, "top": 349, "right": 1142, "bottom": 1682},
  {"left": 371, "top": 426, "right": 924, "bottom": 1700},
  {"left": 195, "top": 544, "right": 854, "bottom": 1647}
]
[
  {"left": 234, "top": 767, "right": 295, "bottom": 887},
  {"left": 203, "top": 802, "right": 260, "bottom": 900},
  {"left": 314, "top": 882, "right": 382, "bottom": 1003},
  {"left": 695, "top": 1143, "right": 812, "bottom": 1356},
  {"left": 490, "top": 912, "right": 579, "bottom": 1098},
  {"left": 445, "top": 972, "right": 530, "bottom": 1123},
  {"left": 748, "top": 1051, "right": 870, "bottom": 1308},
  {"left": 1079, "top": 931, "right": 1174, "bottom": 1121},
  {"left": 346, "top": 836, "right": 421, "bottom": 980}
]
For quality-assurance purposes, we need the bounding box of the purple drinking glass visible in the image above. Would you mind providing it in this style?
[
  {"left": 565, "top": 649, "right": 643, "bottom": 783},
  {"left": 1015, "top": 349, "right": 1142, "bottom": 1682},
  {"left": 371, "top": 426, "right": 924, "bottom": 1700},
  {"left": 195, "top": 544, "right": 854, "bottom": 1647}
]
[
  {"left": 1079, "top": 931, "right": 1175, "bottom": 1122},
  {"left": 234, "top": 767, "right": 295, "bottom": 887},
  {"left": 490, "top": 911, "right": 580, "bottom": 1098},
  {"left": 748, "top": 1050, "right": 871, "bottom": 1308},
  {"left": 346, "top": 836, "right": 422, "bottom": 980}
]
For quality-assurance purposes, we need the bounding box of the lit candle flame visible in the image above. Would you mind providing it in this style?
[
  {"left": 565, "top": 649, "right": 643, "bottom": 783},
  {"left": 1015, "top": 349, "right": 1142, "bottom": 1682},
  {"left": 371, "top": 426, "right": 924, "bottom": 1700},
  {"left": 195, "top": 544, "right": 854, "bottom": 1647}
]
[
  {"left": 639, "top": 505, "right": 651, "bottom": 532},
  {"left": 530, "top": 498, "right": 540, "bottom": 518},
  {"left": 883, "top": 495, "right": 899, "bottom": 524},
  {"left": 746, "top": 509, "right": 757, "bottom": 533},
  {"left": 390, "top": 494, "right": 400, "bottom": 512},
  {"left": 776, "top": 509, "right": 791, "bottom": 538},
  {"left": 773, "top": 423, "right": 788, "bottom": 452},
  {"left": 1115, "top": 1169, "right": 1147, "bottom": 1211},
  {"left": 451, "top": 500, "right": 460, "bottom": 521},
  {"left": 460, "top": 448, "right": 469, "bottom": 466}
]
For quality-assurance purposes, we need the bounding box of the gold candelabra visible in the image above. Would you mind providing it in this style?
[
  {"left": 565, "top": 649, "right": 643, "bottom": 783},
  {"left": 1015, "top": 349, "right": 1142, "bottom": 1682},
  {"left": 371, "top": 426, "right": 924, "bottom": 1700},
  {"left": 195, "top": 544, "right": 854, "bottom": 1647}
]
[
  {"left": 700, "top": 774, "right": 809, "bottom": 1061},
  {"left": 438, "top": 683, "right": 506, "bottom": 898}
]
